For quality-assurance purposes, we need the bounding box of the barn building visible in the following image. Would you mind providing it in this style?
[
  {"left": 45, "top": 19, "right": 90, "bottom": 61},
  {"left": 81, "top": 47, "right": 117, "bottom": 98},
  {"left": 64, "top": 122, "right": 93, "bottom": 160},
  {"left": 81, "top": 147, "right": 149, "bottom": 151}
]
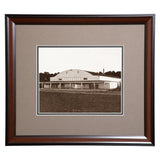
[{"left": 40, "top": 69, "right": 121, "bottom": 90}]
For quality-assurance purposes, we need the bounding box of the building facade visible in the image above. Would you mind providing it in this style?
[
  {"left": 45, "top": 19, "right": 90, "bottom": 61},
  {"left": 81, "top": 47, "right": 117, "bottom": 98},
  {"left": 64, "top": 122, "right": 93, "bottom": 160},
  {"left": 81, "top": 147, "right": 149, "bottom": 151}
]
[{"left": 39, "top": 69, "right": 121, "bottom": 90}]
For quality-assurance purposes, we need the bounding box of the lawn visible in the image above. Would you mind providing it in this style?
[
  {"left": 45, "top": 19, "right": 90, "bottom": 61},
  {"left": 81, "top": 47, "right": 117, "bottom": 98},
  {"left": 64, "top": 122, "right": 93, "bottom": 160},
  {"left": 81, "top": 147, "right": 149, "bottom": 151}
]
[{"left": 39, "top": 89, "right": 121, "bottom": 113}]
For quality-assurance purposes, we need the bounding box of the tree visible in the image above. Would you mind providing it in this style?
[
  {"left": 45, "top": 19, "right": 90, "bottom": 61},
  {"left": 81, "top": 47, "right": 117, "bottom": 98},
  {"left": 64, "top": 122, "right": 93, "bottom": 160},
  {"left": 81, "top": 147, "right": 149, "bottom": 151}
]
[{"left": 39, "top": 72, "right": 59, "bottom": 82}]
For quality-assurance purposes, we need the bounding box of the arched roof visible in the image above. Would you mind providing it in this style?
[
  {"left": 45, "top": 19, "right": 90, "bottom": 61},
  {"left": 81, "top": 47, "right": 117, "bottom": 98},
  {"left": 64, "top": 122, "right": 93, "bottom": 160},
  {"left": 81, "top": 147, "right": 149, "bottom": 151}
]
[{"left": 50, "top": 69, "right": 99, "bottom": 81}]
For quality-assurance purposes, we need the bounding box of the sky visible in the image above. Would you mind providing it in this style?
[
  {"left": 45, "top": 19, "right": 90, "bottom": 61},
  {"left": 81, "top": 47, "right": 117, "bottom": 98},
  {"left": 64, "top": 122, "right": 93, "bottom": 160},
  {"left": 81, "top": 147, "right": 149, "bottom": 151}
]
[{"left": 38, "top": 47, "right": 122, "bottom": 74}]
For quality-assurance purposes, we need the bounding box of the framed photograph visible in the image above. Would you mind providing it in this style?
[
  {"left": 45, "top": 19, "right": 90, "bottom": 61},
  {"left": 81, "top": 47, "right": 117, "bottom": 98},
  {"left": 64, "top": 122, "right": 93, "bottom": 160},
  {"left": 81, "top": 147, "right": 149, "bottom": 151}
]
[
  {"left": 6, "top": 14, "right": 155, "bottom": 145},
  {"left": 38, "top": 46, "right": 123, "bottom": 115}
]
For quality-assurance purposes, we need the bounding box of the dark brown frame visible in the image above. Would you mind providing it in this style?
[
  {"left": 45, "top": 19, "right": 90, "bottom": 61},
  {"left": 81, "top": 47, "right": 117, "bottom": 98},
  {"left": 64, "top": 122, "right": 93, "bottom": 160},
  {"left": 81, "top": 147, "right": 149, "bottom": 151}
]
[{"left": 5, "top": 14, "right": 155, "bottom": 146}]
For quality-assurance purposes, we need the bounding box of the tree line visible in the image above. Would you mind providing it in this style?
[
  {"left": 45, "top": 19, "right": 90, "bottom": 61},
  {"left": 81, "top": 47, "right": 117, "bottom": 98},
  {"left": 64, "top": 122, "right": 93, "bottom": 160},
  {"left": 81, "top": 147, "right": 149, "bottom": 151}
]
[
  {"left": 88, "top": 71, "right": 121, "bottom": 78},
  {"left": 39, "top": 72, "right": 59, "bottom": 82}
]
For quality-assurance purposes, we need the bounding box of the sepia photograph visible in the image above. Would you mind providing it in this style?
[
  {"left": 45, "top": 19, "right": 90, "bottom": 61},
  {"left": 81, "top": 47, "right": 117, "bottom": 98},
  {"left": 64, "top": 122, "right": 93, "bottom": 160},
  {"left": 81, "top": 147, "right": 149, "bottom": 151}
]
[{"left": 37, "top": 46, "right": 122, "bottom": 114}]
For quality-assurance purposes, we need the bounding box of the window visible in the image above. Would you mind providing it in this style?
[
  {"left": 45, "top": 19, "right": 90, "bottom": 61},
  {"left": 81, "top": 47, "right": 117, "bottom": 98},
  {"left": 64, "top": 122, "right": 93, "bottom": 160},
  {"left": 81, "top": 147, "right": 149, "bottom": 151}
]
[{"left": 83, "top": 78, "right": 87, "bottom": 80}]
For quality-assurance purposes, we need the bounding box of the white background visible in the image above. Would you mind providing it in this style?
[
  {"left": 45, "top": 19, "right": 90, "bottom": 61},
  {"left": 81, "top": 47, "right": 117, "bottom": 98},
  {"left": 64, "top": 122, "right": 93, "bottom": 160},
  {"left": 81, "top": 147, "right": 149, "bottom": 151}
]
[
  {"left": 39, "top": 47, "right": 122, "bottom": 73},
  {"left": 0, "top": 0, "right": 159, "bottom": 160}
]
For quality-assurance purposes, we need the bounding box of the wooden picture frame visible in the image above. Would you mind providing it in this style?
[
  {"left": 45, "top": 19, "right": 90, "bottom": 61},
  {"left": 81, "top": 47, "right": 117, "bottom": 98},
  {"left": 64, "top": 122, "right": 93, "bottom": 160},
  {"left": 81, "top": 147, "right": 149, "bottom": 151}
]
[{"left": 5, "top": 14, "right": 155, "bottom": 146}]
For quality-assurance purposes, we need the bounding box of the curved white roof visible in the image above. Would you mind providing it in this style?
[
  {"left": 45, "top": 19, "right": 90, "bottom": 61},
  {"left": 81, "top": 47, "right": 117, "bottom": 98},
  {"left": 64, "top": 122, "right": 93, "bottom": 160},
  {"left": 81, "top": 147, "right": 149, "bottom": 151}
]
[
  {"left": 50, "top": 69, "right": 121, "bottom": 82},
  {"left": 50, "top": 69, "right": 99, "bottom": 81}
]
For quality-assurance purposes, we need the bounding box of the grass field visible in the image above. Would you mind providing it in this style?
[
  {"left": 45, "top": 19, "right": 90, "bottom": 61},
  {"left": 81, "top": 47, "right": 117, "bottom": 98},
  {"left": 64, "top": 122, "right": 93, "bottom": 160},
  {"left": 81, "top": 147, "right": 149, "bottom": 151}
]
[{"left": 39, "top": 89, "right": 121, "bottom": 113}]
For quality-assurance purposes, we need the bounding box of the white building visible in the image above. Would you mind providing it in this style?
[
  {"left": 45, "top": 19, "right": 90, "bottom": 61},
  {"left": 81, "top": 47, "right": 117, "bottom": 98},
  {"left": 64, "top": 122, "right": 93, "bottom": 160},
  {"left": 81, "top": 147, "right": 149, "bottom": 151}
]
[{"left": 40, "top": 69, "right": 121, "bottom": 90}]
